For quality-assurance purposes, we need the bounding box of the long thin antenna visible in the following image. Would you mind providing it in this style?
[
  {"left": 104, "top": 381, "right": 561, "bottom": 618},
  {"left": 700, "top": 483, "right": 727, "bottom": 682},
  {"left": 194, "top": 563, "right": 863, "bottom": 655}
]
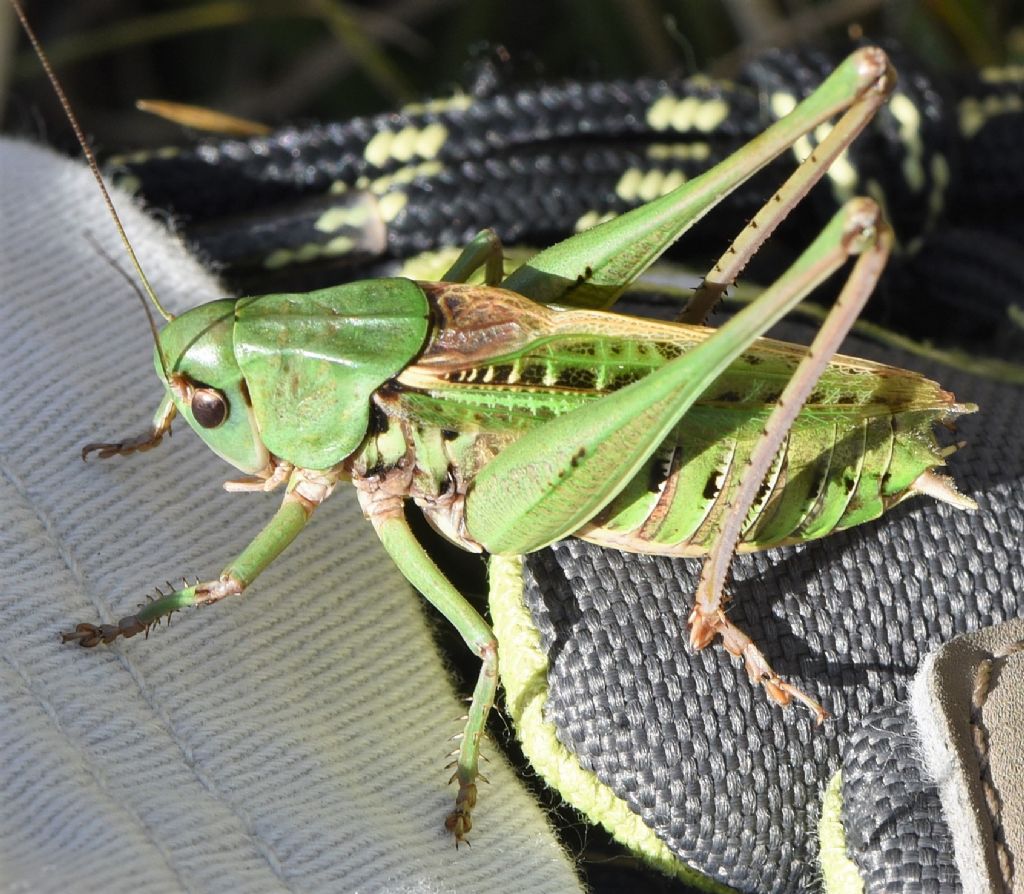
[
  {"left": 84, "top": 232, "right": 172, "bottom": 381},
  {"left": 11, "top": 0, "right": 175, "bottom": 323}
]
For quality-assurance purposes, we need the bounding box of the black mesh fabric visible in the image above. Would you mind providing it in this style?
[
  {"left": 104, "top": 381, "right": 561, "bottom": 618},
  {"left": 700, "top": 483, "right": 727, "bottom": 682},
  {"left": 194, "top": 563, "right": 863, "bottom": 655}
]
[
  {"left": 520, "top": 337, "right": 1022, "bottom": 892},
  {"left": 841, "top": 710, "right": 960, "bottom": 893}
]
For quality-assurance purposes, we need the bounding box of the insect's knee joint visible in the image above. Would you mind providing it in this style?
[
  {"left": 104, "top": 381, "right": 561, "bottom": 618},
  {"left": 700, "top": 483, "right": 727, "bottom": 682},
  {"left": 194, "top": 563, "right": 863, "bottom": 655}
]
[
  {"left": 851, "top": 46, "right": 896, "bottom": 97},
  {"left": 477, "top": 639, "right": 498, "bottom": 665},
  {"left": 206, "top": 575, "right": 244, "bottom": 602}
]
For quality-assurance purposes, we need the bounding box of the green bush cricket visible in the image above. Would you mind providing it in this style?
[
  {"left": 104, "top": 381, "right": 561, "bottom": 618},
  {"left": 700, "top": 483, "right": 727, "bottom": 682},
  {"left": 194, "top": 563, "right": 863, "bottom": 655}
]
[{"left": 15, "top": 2, "right": 976, "bottom": 845}]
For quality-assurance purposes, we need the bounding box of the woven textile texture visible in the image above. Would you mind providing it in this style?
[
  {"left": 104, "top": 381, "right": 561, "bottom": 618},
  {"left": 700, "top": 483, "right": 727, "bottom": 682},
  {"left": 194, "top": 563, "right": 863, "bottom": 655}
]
[
  {"left": 841, "top": 710, "right": 960, "bottom": 893},
  {"left": 0, "top": 139, "right": 579, "bottom": 894}
]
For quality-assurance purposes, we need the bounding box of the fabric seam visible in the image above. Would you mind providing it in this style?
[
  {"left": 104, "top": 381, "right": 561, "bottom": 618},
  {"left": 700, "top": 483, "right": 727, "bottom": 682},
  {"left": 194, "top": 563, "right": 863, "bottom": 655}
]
[{"left": 969, "top": 639, "right": 1023, "bottom": 891}]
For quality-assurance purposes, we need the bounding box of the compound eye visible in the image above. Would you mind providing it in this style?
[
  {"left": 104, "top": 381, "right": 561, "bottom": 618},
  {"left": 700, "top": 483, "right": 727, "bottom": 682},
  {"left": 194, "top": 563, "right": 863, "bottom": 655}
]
[{"left": 191, "top": 388, "right": 228, "bottom": 429}]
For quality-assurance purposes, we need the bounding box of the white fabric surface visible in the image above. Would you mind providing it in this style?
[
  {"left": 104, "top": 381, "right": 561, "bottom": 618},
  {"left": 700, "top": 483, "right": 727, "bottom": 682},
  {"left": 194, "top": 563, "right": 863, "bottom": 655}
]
[{"left": 0, "top": 139, "right": 581, "bottom": 894}]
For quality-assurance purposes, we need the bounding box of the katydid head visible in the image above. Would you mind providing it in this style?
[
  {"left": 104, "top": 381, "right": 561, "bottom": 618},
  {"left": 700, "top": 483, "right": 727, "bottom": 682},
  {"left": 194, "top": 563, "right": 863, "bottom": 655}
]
[{"left": 156, "top": 300, "right": 270, "bottom": 475}]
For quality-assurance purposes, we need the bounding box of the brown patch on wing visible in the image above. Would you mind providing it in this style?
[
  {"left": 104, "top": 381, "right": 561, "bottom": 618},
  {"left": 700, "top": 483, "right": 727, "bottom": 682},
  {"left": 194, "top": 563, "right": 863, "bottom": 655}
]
[{"left": 416, "top": 282, "right": 552, "bottom": 367}]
